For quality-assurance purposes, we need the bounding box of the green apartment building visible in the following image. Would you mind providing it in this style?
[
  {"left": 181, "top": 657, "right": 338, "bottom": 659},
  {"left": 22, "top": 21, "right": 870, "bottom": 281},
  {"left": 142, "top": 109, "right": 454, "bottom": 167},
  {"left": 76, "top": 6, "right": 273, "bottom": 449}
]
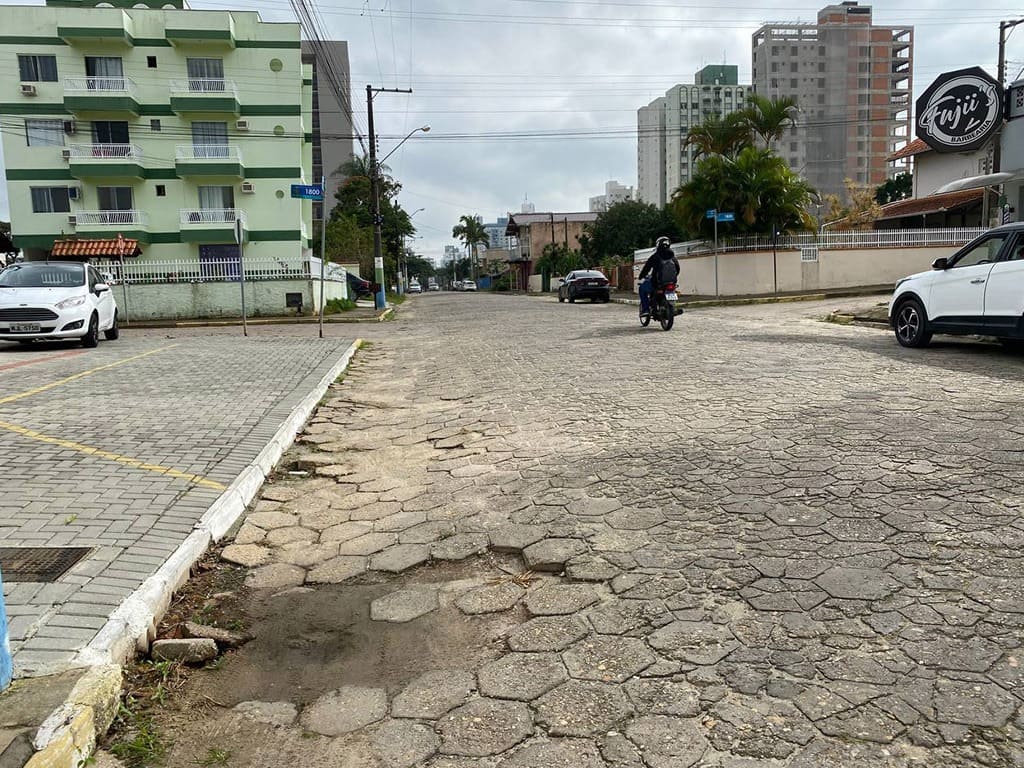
[{"left": 0, "top": 0, "right": 315, "bottom": 274}]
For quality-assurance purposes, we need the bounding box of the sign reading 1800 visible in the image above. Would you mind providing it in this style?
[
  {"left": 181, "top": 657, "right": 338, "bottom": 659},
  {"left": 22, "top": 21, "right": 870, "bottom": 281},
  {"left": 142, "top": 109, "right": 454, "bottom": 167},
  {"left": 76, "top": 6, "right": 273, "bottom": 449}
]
[{"left": 916, "top": 67, "right": 1003, "bottom": 153}]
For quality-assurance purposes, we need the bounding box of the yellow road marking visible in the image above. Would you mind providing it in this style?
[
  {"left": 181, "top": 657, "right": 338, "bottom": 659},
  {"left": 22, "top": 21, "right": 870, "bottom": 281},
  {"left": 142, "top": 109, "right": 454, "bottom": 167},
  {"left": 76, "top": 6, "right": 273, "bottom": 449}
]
[
  {"left": 0, "top": 344, "right": 178, "bottom": 407},
  {"left": 0, "top": 419, "right": 226, "bottom": 491}
]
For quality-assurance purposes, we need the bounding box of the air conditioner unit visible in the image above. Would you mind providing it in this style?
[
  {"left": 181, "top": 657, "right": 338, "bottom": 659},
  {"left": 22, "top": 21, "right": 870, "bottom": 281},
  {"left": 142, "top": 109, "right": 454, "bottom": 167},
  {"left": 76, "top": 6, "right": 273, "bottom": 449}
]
[
  {"left": 60, "top": 149, "right": 72, "bottom": 160},
  {"left": 68, "top": 186, "right": 81, "bottom": 200},
  {"left": 20, "top": 83, "right": 37, "bottom": 96},
  {"left": 63, "top": 120, "right": 76, "bottom": 134},
  {"left": 235, "top": 119, "right": 250, "bottom": 131},
  {"left": 240, "top": 180, "right": 255, "bottom": 194},
  {"left": 67, "top": 214, "right": 77, "bottom": 226}
]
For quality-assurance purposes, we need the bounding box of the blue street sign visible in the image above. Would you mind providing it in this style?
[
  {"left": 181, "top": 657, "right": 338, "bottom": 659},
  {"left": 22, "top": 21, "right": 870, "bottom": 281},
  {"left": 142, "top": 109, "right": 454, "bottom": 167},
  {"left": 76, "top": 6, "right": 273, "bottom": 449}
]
[
  {"left": 705, "top": 209, "right": 717, "bottom": 219},
  {"left": 291, "top": 184, "right": 324, "bottom": 200},
  {"left": 716, "top": 212, "right": 736, "bottom": 222}
]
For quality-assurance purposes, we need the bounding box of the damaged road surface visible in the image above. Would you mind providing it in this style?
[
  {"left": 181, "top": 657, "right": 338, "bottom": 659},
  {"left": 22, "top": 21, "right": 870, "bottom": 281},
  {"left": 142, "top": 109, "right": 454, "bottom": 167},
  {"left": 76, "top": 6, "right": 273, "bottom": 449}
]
[{"left": 109, "top": 295, "right": 1024, "bottom": 767}]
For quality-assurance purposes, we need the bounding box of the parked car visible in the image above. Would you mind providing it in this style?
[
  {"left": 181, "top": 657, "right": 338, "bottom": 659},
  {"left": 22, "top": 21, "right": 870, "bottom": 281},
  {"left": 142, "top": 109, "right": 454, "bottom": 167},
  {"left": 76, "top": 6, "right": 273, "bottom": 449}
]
[
  {"left": 346, "top": 272, "right": 373, "bottom": 299},
  {"left": 428, "top": 279, "right": 440, "bottom": 291},
  {"left": 408, "top": 281, "right": 422, "bottom": 294},
  {"left": 0, "top": 261, "right": 119, "bottom": 347},
  {"left": 558, "top": 270, "right": 610, "bottom": 303},
  {"left": 889, "top": 222, "right": 1024, "bottom": 349},
  {"left": 462, "top": 280, "right": 477, "bottom": 292}
]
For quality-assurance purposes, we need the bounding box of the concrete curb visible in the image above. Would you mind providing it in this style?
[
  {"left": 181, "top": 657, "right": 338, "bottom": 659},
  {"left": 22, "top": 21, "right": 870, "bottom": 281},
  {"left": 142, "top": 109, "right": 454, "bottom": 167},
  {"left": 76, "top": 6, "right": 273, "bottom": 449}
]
[
  {"left": 121, "top": 313, "right": 387, "bottom": 329},
  {"left": 26, "top": 339, "right": 363, "bottom": 768}
]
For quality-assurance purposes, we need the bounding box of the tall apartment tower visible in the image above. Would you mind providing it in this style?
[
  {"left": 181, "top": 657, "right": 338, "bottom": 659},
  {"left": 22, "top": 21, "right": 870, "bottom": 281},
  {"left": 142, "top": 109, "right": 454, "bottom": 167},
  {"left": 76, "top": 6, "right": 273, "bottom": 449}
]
[
  {"left": 751, "top": 2, "right": 913, "bottom": 201},
  {"left": 637, "top": 66, "right": 752, "bottom": 207},
  {"left": 301, "top": 41, "right": 354, "bottom": 219}
]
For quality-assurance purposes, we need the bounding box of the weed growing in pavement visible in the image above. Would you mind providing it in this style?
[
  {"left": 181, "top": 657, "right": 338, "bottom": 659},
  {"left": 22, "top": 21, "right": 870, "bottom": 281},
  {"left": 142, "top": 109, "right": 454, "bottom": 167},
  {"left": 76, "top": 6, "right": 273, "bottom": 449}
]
[
  {"left": 64, "top": 514, "right": 77, "bottom": 525},
  {"left": 324, "top": 298, "right": 357, "bottom": 314},
  {"left": 195, "top": 748, "right": 232, "bottom": 766},
  {"left": 109, "top": 698, "right": 169, "bottom": 767}
]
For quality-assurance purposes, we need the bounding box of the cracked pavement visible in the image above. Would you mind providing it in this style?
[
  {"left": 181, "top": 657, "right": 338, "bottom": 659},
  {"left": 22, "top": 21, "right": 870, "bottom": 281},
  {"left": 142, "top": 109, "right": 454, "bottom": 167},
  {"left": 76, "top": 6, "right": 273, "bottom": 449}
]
[{"left": 150, "top": 293, "right": 1024, "bottom": 767}]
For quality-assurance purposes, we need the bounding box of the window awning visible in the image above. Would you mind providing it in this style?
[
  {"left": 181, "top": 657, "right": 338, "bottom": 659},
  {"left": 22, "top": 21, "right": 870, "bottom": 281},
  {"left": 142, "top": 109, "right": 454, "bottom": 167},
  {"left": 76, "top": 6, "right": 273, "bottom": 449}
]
[
  {"left": 51, "top": 237, "right": 141, "bottom": 258},
  {"left": 933, "top": 170, "right": 1023, "bottom": 195}
]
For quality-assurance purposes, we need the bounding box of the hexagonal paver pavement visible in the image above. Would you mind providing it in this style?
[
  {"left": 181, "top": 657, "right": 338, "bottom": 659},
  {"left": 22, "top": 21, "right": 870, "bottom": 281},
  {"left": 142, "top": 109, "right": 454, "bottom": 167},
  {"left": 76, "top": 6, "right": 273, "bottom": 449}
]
[
  {"left": 437, "top": 699, "right": 534, "bottom": 757},
  {"left": 477, "top": 652, "right": 567, "bottom": 701}
]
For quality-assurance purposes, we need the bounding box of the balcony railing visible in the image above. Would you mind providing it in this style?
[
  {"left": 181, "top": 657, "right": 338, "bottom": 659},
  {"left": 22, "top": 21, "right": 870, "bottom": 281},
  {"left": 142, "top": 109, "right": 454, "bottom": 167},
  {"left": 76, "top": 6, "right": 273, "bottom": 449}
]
[
  {"left": 74, "top": 210, "right": 149, "bottom": 226},
  {"left": 64, "top": 76, "right": 137, "bottom": 96},
  {"left": 67, "top": 143, "right": 143, "bottom": 159},
  {"left": 174, "top": 144, "right": 243, "bottom": 162},
  {"left": 169, "top": 78, "right": 238, "bottom": 97},
  {"left": 179, "top": 208, "right": 245, "bottom": 226}
]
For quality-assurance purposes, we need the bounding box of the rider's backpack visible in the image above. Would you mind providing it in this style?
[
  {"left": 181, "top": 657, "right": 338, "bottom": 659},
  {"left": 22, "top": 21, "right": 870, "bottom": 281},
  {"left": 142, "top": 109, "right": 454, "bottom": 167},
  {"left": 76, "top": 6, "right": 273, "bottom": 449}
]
[{"left": 655, "top": 255, "right": 679, "bottom": 288}]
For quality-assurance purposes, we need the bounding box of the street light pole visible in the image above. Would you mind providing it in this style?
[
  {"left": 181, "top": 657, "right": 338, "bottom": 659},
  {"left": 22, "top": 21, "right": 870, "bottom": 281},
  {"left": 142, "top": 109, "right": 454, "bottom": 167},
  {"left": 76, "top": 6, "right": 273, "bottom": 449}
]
[
  {"left": 993, "top": 18, "right": 1024, "bottom": 222},
  {"left": 365, "top": 82, "right": 426, "bottom": 310}
]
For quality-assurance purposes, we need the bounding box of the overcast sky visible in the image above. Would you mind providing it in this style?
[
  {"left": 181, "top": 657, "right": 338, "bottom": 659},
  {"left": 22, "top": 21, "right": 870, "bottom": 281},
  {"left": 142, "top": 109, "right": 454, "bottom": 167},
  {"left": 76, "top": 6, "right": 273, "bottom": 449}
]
[{"left": 1, "top": 0, "right": 1022, "bottom": 261}]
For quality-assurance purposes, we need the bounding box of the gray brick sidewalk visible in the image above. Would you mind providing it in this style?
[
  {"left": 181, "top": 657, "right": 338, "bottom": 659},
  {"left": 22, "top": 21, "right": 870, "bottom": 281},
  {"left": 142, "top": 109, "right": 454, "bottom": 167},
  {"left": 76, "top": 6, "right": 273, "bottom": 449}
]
[{"left": 0, "top": 334, "right": 354, "bottom": 675}]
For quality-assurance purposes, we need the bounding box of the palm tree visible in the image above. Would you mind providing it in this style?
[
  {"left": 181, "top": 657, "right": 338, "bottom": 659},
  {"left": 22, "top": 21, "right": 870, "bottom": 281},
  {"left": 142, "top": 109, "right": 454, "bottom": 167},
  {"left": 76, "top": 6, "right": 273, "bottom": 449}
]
[
  {"left": 742, "top": 94, "right": 798, "bottom": 150},
  {"left": 452, "top": 215, "right": 489, "bottom": 280},
  {"left": 685, "top": 112, "right": 752, "bottom": 160}
]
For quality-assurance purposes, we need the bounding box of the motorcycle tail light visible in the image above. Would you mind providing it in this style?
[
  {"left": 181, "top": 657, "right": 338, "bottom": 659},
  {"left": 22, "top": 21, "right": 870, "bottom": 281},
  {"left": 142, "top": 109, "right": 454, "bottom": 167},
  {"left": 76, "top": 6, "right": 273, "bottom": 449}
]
[{"left": 664, "top": 283, "right": 676, "bottom": 291}]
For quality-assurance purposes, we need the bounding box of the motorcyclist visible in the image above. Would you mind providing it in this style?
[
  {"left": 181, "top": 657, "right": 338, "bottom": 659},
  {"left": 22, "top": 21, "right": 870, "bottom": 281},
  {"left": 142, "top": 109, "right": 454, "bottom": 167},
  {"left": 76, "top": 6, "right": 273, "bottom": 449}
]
[{"left": 638, "top": 236, "right": 680, "bottom": 318}]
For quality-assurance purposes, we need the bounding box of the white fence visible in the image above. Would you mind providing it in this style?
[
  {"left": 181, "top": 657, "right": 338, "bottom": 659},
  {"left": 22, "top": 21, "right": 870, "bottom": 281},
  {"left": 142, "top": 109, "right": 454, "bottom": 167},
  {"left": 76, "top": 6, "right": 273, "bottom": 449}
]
[
  {"left": 67, "top": 143, "right": 142, "bottom": 159},
  {"left": 175, "top": 144, "right": 243, "bottom": 162},
  {"left": 170, "top": 78, "right": 237, "bottom": 96},
  {"left": 179, "top": 208, "right": 244, "bottom": 226},
  {"left": 91, "top": 256, "right": 346, "bottom": 285},
  {"left": 683, "top": 227, "right": 985, "bottom": 255},
  {"left": 74, "top": 210, "right": 148, "bottom": 226},
  {"left": 64, "top": 76, "right": 137, "bottom": 95}
]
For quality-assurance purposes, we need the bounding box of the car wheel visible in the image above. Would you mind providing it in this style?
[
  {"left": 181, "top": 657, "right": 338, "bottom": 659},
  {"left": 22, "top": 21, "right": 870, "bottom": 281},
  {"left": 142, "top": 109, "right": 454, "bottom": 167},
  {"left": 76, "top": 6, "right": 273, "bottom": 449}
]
[
  {"left": 81, "top": 313, "right": 99, "bottom": 348},
  {"left": 104, "top": 311, "right": 119, "bottom": 340},
  {"left": 568, "top": 293, "right": 575, "bottom": 303},
  {"left": 893, "top": 298, "right": 931, "bottom": 348}
]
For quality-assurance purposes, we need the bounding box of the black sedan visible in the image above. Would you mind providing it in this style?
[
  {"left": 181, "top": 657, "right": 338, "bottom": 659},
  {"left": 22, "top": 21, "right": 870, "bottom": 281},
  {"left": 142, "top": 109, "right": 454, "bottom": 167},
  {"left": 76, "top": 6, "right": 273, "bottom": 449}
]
[
  {"left": 346, "top": 272, "right": 373, "bottom": 299},
  {"left": 558, "top": 270, "right": 610, "bottom": 303}
]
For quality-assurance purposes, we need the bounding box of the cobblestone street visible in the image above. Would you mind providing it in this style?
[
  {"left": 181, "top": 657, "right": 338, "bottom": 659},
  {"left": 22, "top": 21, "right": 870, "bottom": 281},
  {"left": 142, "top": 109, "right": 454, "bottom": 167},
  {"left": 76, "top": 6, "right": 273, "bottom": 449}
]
[{"left": 143, "top": 293, "right": 1024, "bottom": 766}]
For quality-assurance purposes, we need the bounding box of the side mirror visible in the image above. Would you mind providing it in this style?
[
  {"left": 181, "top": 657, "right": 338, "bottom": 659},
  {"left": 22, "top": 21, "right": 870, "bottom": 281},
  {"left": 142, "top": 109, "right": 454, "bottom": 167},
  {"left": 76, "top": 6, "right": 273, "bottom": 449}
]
[
  {"left": 931, "top": 257, "right": 948, "bottom": 270},
  {"left": 95, "top": 282, "right": 110, "bottom": 293}
]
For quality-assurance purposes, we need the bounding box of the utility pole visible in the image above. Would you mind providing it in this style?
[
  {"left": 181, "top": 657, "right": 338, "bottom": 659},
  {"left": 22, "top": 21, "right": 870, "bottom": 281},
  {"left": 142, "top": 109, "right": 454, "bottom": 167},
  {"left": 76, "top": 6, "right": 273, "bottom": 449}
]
[
  {"left": 994, "top": 18, "right": 1024, "bottom": 175},
  {"left": 366, "top": 84, "right": 413, "bottom": 310}
]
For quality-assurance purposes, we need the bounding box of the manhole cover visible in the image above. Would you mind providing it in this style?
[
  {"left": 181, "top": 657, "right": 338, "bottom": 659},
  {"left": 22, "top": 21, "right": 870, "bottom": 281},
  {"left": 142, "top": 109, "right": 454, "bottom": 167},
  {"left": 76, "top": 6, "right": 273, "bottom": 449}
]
[{"left": 0, "top": 547, "right": 91, "bottom": 583}]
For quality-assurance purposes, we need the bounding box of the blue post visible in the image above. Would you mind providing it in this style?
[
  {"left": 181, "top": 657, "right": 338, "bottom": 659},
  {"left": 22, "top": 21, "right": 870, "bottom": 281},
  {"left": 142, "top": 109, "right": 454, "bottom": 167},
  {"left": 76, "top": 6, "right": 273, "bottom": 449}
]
[{"left": 0, "top": 568, "right": 11, "bottom": 691}]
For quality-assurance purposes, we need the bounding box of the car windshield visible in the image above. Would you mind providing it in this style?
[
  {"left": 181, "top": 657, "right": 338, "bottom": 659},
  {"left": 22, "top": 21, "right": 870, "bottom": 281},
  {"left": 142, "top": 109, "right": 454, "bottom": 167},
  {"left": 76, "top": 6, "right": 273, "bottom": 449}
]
[
  {"left": 0, "top": 263, "right": 85, "bottom": 288},
  {"left": 576, "top": 271, "right": 605, "bottom": 279}
]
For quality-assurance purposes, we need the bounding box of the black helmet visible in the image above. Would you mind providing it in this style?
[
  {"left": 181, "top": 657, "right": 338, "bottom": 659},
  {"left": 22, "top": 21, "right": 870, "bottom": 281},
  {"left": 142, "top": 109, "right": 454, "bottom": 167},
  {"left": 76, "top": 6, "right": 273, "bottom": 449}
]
[{"left": 656, "top": 236, "right": 670, "bottom": 247}]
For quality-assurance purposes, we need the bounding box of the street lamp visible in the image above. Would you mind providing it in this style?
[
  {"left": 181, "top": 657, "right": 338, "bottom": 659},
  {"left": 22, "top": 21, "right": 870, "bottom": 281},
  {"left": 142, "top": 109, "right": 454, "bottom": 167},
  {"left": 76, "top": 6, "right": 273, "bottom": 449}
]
[{"left": 368, "top": 121, "right": 430, "bottom": 309}]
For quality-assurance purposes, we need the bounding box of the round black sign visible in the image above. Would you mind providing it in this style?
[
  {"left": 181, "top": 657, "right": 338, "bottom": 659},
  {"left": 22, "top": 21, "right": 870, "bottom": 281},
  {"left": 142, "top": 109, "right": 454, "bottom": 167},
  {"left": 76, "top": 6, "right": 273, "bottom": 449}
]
[{"left": 916, "top": 67, "right": 1003, "bottom": 153}]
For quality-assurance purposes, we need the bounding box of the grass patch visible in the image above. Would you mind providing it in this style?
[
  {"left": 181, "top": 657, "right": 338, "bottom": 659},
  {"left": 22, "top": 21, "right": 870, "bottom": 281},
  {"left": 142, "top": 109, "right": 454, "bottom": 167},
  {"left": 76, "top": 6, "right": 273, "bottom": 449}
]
[
  {"left": 324, "top": 298, "right": 358, "bottom": 314},
  {"left": 108, "top": 697, "right": 169, "bottom": 767},
  {"left": 195, "top": 748, "right": 232, "bottom": 766}
]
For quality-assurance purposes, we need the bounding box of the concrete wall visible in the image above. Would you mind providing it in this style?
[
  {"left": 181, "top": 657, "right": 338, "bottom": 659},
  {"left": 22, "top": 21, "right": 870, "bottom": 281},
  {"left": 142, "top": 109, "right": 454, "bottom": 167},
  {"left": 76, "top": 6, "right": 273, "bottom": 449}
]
[
  {"left": 116, "top": 278, "right": 344, "bottom": 320},
  {"left": 647, "top": 244, "right": 958, "bottom": 297},
  {"left": 916, "top": 150, "right": 985, "bottom": 197}
]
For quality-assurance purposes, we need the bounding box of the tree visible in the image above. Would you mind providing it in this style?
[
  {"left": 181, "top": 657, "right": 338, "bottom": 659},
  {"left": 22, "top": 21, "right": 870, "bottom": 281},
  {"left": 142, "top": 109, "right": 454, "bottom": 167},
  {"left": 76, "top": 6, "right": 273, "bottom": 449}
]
[
  {"left": 875, "top": 173, "right": 913, "bottom": 205},
  {"left": 823, "top": 179, "right": 884, "bottom": 230},
  {"left": 670, "top": 147, "right": 816, "bottom": 236},
  {"left": 685, "top": 112, "right": 751, "bottom": 160},
  {"left": 452, "top": 215, "right": 489, "bottom": 278},
  {"left": 742, "top": 94, "right": 798, "bottom": 150},
  {"left": 533, "top": 243, "right": 586, "bottom": 278},
  {"left": 579, "top": 201, "right": 682, "bottom": 265}
]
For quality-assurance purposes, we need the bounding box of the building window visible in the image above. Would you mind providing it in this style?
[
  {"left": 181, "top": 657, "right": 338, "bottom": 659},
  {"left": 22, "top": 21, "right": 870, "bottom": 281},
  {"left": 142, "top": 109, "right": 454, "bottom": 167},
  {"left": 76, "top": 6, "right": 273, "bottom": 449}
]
[
  {"left": 818, "top": 62, "right": 825, "bottom": 72},
  {"left": 791, "top": 79, "right": 798, "bottom": 88},
  {"left": 198, "top": 185, "right": 235, "bottom": 214},
  {"left": 790, "top": 62, "right": 798, "bottom": 73},
  {"left": 30, "top": 186, "right": 70, "bottom": 213},
  {"left": 817, "top": 94, "right": 825, "bottom": 104},
  {"left": 186, "top": 58, "right": 225, "bottom": 91},
  {"left": 18, "top": 54, "right": 58, "bottom": 82},
  {"left": 155, "top": 184, "right": 166, "bottom": 197},
  {"left": 25, "top": 118, "right": 64, "bottom": 147},
  {"left": 818, "top": 78, "right": 825, "bottom": 88},
  {"left": 790, "top": 141, "right": 798, "bottom": 151},
  {"left": 150, "top": 119, "right": 161, "bottom": 132},
  {"left": 858, "top": 109, "right": 870, "bottom": 120},
  {"left": 147, "top": 55, "right": 157, "bottom": 68},
  {"left": 771, "top": 45, "right": 779, "bottom": 55},
  {"left": 84, "top": 56, "right": 124, "bottom": 84},
  {"left": 859, "top": 78, "right": 871, "bottom": 89},
  {"left": 771, "top": 78, "right": 778, "bottom": 89},
  {"left": 818, "top": 46, "right": 825, "bottom": 56},
  {"left": 858, "top": 94, "right": 869, "bottom": 105},
  {"left": 790, "top": 46, "right": 798, "bottom": 56},
  {"left": 771, "top": 62, "right": 779, "bottom": 73},
  {"left": 97, "top": 186, "right": 134, "bottom": 211}
]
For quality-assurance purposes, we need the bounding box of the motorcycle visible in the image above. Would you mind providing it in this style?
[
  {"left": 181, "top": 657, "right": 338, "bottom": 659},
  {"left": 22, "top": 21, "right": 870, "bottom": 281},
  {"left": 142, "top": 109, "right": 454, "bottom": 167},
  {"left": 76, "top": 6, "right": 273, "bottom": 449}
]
[{"left": 640, "top": 281, "right": 681, "bottom": 331}]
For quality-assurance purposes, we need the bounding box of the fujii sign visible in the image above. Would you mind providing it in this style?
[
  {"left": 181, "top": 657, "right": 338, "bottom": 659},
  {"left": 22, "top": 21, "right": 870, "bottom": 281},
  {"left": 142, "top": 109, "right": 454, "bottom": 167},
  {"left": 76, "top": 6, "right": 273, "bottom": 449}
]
[{"left": 916, "top": 67, "right": 1003, "bottom": 153}]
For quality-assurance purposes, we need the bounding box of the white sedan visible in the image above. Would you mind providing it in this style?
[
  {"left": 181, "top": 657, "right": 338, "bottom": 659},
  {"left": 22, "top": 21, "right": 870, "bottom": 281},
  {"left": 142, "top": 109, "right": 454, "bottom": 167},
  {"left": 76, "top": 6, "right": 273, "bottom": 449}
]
[
  {"left": 0, "top": 261, "right": 119, "bottom": 347},
  {"left": 889, "top": 223, "right": 1024, "bottom": 349}
]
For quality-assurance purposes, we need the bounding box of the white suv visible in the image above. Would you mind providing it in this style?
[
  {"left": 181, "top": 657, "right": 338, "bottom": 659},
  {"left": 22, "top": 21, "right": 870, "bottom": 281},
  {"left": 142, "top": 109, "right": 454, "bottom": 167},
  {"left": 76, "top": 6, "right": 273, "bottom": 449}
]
[
  {"left": 889, "top": 223, "right": 1024, "bottom": 349},
  {"left": 0, "top": 261, "right": 119, "bottom": 347}
]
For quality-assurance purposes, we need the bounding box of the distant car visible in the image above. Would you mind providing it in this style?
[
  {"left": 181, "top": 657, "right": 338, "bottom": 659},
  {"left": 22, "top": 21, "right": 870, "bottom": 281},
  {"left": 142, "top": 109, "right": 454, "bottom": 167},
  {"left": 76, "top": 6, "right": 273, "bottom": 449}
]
[
  {"left": 558, "top": 270, "right": 610, "bottom": 303},
  {"left": 889, "top": 222, "right": 1024, "bottom": 349},
  {"left": 462, "top": 280, "right": 477, "bottom": 292},
  {"left": 0, "top": 261, "right": 119, "bottom": 347},
  {"left": 408, "top": 282, "right": 422, "bottom": 294},
  {"left": 428, "top": 280, "right": 440, "bottom": 291},
  {"left": 346, "top": 272, "right": 373, "bottom": 299}
]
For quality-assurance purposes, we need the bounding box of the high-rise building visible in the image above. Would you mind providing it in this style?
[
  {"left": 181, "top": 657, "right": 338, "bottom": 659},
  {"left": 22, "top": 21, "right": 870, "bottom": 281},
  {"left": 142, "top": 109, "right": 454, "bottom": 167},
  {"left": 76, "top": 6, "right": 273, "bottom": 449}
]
[
  {"left": 637, "top": 66, "right": 752, "bottom": 207},
  {"left": 751, "top": 2, "right": 913, "bottom": 200},
  {"left": 482, "top": 217, "right": 513, "bottom": 250},
  {"left": 0, "top": 0, "right": 313, "bottom": 263},
  {"left": 589, "top": 180, "right": 634, "bottom": 212},
  {"left": 301, "top": 41, "right": 354, "bottom": 220}
]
